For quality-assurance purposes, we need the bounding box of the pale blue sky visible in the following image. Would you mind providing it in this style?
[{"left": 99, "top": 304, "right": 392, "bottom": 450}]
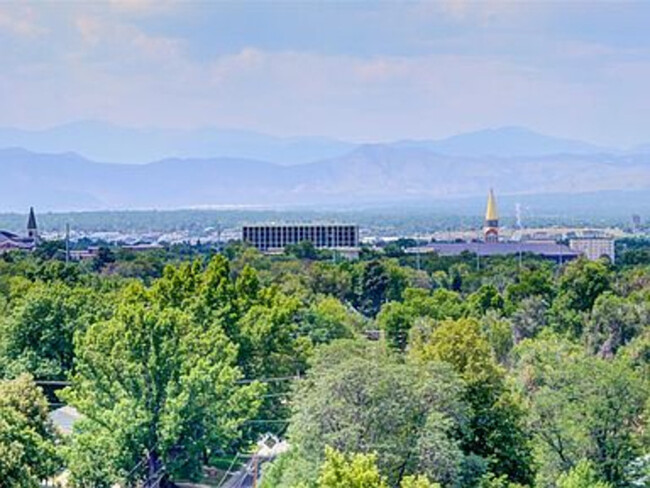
[{"left": 1, "top": 1, "right": 650, "bottom": 146}]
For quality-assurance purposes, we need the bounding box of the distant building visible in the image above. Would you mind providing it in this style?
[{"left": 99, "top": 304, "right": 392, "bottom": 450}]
[
  {"left": 407, "top": 241, "right": 580, "bottom": 264},
  {"left": 242, "top": 224, "right": 359, "bottom": 252},
  {"left": 70, "top": 243, "right": 164, "bottom": 261},
  {"left": 484, "top": 189, "right": 499, "bottom": 243},
  {"left": 405, "top": 189, "right": 582, "bottom": 263},
  {"left": 0, "top": 207, "right": 39, "bottom": 253},
  {"left": 569, "top": 237, "right": 615, "bottom": 262}
]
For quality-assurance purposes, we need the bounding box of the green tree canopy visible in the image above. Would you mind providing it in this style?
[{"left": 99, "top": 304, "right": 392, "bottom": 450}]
[
  {"left": 271, "top": 340, "right": 466, "bottom": 487},
  {"left": 0, "top": 374, "right": 60, "bottom": 487},
  {"left": 62, "top": 286, "right": 263, "bottom": 487}
]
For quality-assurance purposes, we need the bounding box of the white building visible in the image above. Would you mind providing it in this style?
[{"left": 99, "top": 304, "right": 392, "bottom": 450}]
[{"left": 569, "top": 237, "right": 615, "bottom": 263}]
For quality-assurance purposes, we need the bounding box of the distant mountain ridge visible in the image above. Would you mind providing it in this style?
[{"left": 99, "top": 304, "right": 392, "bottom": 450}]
[
  {"left": 0, "top": 145, "right": 648, "bottom": 211},
  {"left": 397, "top": 126, "right": 611, "bottom": 157},
  {"left": 0, "top": 122, "right": 635, "bottom": 165},
  {"left": 0, "top": 121, "right": 355, "bottom": 166}
]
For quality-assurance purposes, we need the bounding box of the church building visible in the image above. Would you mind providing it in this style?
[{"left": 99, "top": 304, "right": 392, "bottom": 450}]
[
  {"left": 0, "top": 207, "right": 40, "bottom": 253},
  {"left": 484, "top": 188, "right": 499, "bottom": 242}
]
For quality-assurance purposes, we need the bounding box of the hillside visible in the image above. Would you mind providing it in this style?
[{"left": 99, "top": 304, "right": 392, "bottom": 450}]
[{"left": 0, "top": 146, "right": 649, "bottom": 211}]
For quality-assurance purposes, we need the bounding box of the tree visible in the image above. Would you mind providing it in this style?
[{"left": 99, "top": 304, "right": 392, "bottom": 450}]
[
  {"left": 300, "top": 296, "right": 360, "bottom": 345},
  {"left": 480, "top": 311, "right": 514, "bottom": 365},
  {"left": 377, "top": 301, "right": 414, "bottom": 352},
  {"left": 0, "top": 374, "right": 60, "bottom": 487},
  {"left": 318, "top": 447, "right": 388, "bottom": 488},
  {"left": 271, "top": 340, "right": 466, "bottom": 487},
  {"left": 358, "top": 260, "right": 390, "bottom": 317},
  {"left": 411, "top": 318, "right": 535, "bottom": 485},
  {"left": 0, "top": 282, "right": 108, "bottom": 379},
  {"left": 62, "top": 288, "right": 263, "bottom": 487},
  {"left": 550, "top": 258, "right": 611, "bottom": 336},
  {"left": 504, "top": 268, "right": 554, "bottom": 305},
  {"left": 585, "top": 292, "right": 648, "bottom": 358},
  {"left": 514, "top": 335, "right": 648, "bottom": 486},
  {"left": 466, "top": 285, "right": 505, "bottom": 317},
  {"left": 317, "top": 447, "right": 441, "bottom": 488},
  {"left": 556, "top": 460, "right": 612, "bottom": 488},
  {"left": 510, "top": 296, "right": 547, "bottom": 344},
  {"left": 91, "top": 246, "right": 115, "bottom": 272},
  {"left": 286, "top": 241, "right": 319, "bottom": 260},
  {"left": 402, "top": 288, "right": 466, "bottom": 321}
]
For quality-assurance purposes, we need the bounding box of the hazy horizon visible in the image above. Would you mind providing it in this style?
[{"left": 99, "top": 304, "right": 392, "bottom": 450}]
[{"left": 2, "top": 2, "right": 650, "bottom": 147}]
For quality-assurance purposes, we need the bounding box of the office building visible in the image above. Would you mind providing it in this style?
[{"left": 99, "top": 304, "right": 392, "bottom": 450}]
[{"left": 242, "top": 224, "right": 359, "bottom": 252}]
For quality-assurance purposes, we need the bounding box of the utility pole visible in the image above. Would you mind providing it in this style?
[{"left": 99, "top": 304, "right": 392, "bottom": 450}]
[{"left": 252, "top": 455, "right": 258, "bottom": 488}]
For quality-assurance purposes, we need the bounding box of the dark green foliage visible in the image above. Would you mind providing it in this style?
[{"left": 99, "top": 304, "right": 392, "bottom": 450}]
[{"left": 358, "top": 260, "right": 390, "bottom": 317}]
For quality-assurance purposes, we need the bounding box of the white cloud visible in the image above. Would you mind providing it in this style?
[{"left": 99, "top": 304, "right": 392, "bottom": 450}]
[
  {"left": 0, "top": 4, "right": 46, "bottom": 37},
  {"left": 0, "top": 2, "right": 649, "bottom": 146}
]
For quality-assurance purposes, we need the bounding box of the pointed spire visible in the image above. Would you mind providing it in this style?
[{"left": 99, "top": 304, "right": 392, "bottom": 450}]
[
  {"left": 485, "top": 189, "right": 498, "bottom": 222},
  {"left": 27, "top": 207, "right": 37, "bottom": 230}
]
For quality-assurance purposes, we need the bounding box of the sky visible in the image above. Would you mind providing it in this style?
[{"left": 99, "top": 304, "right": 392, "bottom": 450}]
[{"left": 1, "top": 1, "right": 650, "bottom": 147}]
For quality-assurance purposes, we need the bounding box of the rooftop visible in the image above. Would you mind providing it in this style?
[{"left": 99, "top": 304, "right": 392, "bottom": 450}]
[{"left": 408, "top": 241, "right": 581, "bottom": 258}]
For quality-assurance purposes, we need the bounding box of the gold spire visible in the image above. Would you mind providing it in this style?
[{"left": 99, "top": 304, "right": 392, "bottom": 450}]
[{"left": 485, "top": 188, "right": 498, "bottom": 222}]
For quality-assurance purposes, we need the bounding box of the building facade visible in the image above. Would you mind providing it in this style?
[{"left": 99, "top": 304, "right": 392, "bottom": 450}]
[
  {"left": 569, "top": 237, "right": 615, "bottom": 262},
  {"left": 242, "top": 224, "right": 359, "bottom": 251},
  {"left": 0, "top": 207, "right": 39, "bottom": 253}
]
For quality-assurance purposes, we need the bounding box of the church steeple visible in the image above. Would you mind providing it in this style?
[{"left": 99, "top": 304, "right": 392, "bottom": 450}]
[
  {"left": 484, "top": 189, "right": 499, "bottom": 242},
  {"left": 27, "top": 207, "right": 38, "bottom": 241}
]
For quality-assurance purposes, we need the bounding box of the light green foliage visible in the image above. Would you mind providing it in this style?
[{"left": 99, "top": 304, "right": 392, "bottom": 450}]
[
  {"left": 404, "top": 287, "right": 466, "bottom": 320},
  {"left": 411, "top": 318, "right": 502, "bottom": 384},
  {"left": 318, "top": 447, "right": 388, "bottom": 488},
  {"left": 378, "top": 287, "right": 467, "bottom": 352},
  {"left": 0, "top": 374, "right": 60, "bottom": 487},
  {"left": 556, "top": 460, "right": 612, "bottom": 488},
  {"left": 150, "top": 256, "right": 313, "bottom": 432},
  {"left": 300, "top": 296, "right": 360, "bottom": 345},
  {"left": 478, "top": 472, "right": 526, "bottom": 488},
  {"left": 62, "top": 287, "right": 264, "bottom": 486},
  {"left": 315, "top": 447, "right": 442, "bottom": 488},
  {"left": 400, "top": 475, "right": 441, "bottom": 488}
]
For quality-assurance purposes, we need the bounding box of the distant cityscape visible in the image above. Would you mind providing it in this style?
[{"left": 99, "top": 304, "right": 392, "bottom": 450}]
[{"left": 1, "top": 189, "right": 634, "bottom": 264}]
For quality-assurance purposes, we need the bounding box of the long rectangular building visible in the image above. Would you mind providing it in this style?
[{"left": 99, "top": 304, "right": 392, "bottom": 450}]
[
  {"left": 242, "top": 224, "right": 359, "bottom": 251},
  {"left": 406, "top": 241, "right": 581, "bottom": 263}
]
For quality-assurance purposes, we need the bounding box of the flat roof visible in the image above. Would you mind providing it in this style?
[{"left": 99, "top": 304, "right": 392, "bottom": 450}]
[
  {"left": 408, "top": 241, "right": 581, "bottom": 258},
  {"left": 243, "top": 223, "right": 357, "bottom": 226}
]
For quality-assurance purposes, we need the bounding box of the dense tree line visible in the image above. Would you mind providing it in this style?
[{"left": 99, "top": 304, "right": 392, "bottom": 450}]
[{"left": 0, "top": 241, "right": 648, "bottom": 487}]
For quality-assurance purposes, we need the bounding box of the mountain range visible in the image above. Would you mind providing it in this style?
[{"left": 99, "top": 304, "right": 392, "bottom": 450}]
[
  {"left": 0, "top": 132, "right": 649, "bottom": 211},
  {"left": 0, "top": 122, "right": 638, "bottom": 165}
]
